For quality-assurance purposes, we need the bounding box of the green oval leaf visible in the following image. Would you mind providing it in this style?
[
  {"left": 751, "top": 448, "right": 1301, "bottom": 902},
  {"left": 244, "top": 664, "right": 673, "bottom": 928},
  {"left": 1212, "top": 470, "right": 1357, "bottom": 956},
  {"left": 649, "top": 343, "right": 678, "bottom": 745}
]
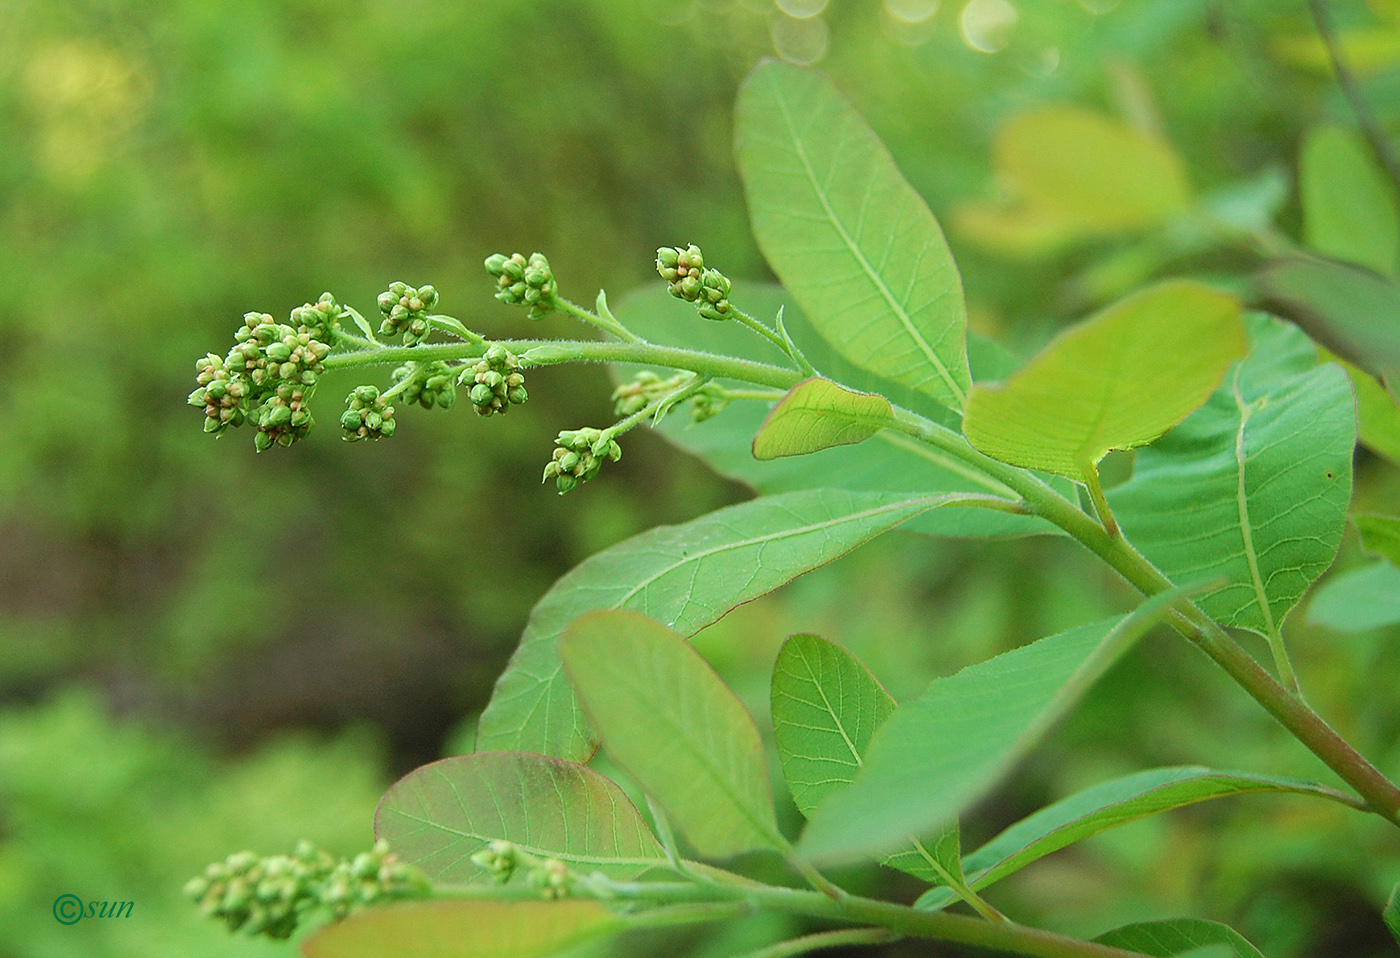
[
  {"left": 374, "top": 751, "right": 664, "bottom": 883},
  {"left": 915, "top": 766, "right": 1361, "bottom": 911},
  {"left": 1255, "top": 255, "right": 1400, "bottom": 394},
  {"left": 1308, "top": 562, "right": 1400, "bottom": 632},
  {"left": 1356, "top": 514, "right": 1400, "bottom": 566},
  {"left": 302, "top": 900, "right": 622, "bottom": 958},
  {"left": 796, "top": 594, "right": 1180, "bottom": 865},
  {"left": 771, "top": 633, "right": 896, "bottom": 816},
  {"left": 1111, "top": 314, "right": 1355, "bottom": 638},
  {"left": 561, "top": 610, "right": 784, "bottom": 859},
  {"left": 613, "top": 284, "right": 1062, "bottom": 539},
  {"left": 735, "top": 60, "right": 971, "bottom": 411},
  {"left": 964, "top": 281, "right": 1246, "bottom": 478},
  {"left": 753, "top": 379, "right": 894, "bottom": 461},
  {"left": 475, "top": 489, "right": 951, "bottom": 762},
  {"left": 1301, "top": 125, "right": 1400, "bottom": 277},
  {"left": 1093, "top": 918, "right": 1264, "bottom": 957}
]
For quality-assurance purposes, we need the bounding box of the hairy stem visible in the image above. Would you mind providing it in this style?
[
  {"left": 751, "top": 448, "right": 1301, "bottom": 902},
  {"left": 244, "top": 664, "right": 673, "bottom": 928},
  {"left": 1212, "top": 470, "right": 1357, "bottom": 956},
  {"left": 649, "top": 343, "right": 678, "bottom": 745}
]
[{"left": 556, "top": 296, "right": 641, "bottom": 343}]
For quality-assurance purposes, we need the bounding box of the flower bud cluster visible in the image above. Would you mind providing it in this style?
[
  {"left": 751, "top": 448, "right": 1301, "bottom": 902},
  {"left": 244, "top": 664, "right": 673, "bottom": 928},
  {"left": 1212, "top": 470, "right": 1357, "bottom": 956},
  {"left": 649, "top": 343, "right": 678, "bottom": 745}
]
[
  {"left": 340, "top": 385, "right": 397, "bottom": 442},
  {"left": 657, "top": 246, "right": 733, "bottom": 321},
  {"left": 468, "top": 841, "right": 573, "bottom": 899},
  {"left": 183, "top": 840, "right": 427, "bottom": 940},
  {"left": 611, "top": 371, "right": 688, "bottom": 416},
  {"left": 190, "top": 300, "right": 341, "bottom": 449},
  {"left": 377, "top": 282, "right": 439, "bottom": 345},
  {"left": 689, "top": 388, "right": 730, "bottom": 423},
  {"left": 460, "top": 345, "right": 528, "bottom": 416},
  {"left": 254, "top": 384, "right": 314, "bottom": 452},
  {"left": 542, "top": 428, "right": 621, "bottom": 494},
  {"left": 392, "top": 360, "right": 458, "bottom": 411},
  {"left": 485, "top": 252, "right": 556, "bottom": 321}
]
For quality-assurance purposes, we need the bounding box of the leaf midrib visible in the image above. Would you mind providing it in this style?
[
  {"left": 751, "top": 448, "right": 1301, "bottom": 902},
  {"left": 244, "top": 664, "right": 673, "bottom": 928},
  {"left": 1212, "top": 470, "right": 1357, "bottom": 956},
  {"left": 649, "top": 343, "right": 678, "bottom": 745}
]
[
  {"left": 1231, "top": 368, "right": 1281, "bottom": 639},
  {"left": 766, "top": 73, "right": 967, "bottom": 411}
]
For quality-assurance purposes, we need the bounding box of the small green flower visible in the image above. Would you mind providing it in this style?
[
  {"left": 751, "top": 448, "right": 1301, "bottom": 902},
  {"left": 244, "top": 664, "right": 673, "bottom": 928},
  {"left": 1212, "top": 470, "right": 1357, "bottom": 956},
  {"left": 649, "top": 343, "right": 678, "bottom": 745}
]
[
  {"left": 341, "top": 385, "right": 396, "bottom": 442},
  {"left": 610, "top": 371, "right": 688, "bottom": 416},
  {"left": 485, "top": 252, "right": 556, "bottom": 320},
  {"left": 460, "top": 344, "right": 528, "bottom": 416},
  {"left": 470, "top": 840, "right": 519, "bottom": 884},
  {"left": 290, "top": 292, "right": 346, "bottom": 342},
  {"left": 542, "top": 427, "right": 621, "bottom": 494},
  {"left": 377, "top": 282, "right": 440, "bottom": 345}
]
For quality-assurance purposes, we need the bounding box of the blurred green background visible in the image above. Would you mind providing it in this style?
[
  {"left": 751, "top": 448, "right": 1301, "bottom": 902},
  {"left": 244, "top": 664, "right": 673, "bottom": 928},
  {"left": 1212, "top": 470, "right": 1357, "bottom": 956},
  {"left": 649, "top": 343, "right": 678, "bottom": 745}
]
[{"left": 1, "top": 0, "right": 1398, "bottom": 955}]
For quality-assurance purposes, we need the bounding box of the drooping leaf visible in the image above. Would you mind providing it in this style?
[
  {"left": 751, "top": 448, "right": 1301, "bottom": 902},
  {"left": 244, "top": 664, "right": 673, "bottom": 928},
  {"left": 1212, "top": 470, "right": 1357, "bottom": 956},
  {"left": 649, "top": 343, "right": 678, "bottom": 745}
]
[
  {"left": 1356, "top": 514, "right": 1400, "bottom": 566},
  {"left": 1308, "top": 562, "right": 1400, "bottom": 632},
  {"left": 302, "top": 900, "right": 622, "bottom": 958},
  {"left": 374, "top": 751, "right": 664, "bottom": 884},
  {"left": 1255, "top": 255, "right": 1400, "bottom": 394},
  {"left": 1111, "top": 314, "right": 1354, "bottom": 638},
  {"left": 964, "top": 281, "right": 1246, "bottom": 477},
  {"left": 770, "top": 633, "right": 896, "bottom": 816},
  {"left": 796, "top": 594, "right": 1180, "bottom": 864},
  {"left": 753, "top": 379, "right": 895, "bottom": 460},
  {"left": 613, "top": 284, "right": 1062, "bottom": 539},
  {"left": 956, "top": 105, "right": 1192, "bottom": 257},
  {"left": 561, "top": 610, "right": 785, "bottom": 859},
  {"left": 1323, "top": 350, "right": 1400, "bottom": 464},
  {"left": 476, "top": 489, "right": 951, "bottom": 762},
  {"left": 735, "top": 60, "right": 971, "bottom": 411},
  {"left": 1385, "top": 883, "right": 1400, "bottom": 945},
  {"left": 915, "top": 766, "right": 1362, "bottom": 911},
  {"left": 1300, "top": 125, "right": 1400, "bottom": 277},
  {"left": 1093, "top": 918, "right": 1265, "bottom": 957}
]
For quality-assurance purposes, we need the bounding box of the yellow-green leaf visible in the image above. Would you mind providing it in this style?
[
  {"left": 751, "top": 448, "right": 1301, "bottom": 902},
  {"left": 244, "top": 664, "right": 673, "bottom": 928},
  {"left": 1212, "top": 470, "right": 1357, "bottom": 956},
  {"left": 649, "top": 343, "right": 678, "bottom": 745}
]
[
  {"left": 964, "top": 282, "right": 1246, "bottom": 477},
  {"left": 752, "top": 379, "right": 895, "bottom": 461},
  {"left": 956, "top": 105, "right": 1192, "bottom": 257},
  {"left": 561, "top": 610, "right": 785, "bottom": 859},
  {"left": 302, "top": 900, "right": 622, "bottom": 958},
  {"left": 1325, "top": 351, "right": 1400, "bottom": 464}
]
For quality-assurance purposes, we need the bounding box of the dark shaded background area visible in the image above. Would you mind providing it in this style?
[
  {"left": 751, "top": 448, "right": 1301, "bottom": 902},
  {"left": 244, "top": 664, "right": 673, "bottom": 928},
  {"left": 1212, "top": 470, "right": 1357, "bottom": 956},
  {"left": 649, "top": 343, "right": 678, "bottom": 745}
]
[{"left": 1, "top": 1, "right": 1398, "bottom": 955}]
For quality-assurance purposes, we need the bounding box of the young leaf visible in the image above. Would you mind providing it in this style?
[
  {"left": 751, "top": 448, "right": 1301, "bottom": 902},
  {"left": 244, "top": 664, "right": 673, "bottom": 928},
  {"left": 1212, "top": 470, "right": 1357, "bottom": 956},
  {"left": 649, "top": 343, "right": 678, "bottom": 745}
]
[
  {"left": 1255, "top": 255, "right": 1400, "bottom": 395},
  {"left": 1386, "top": 883, "right": 1400, "bottom": 946},
  {"left": 1300, "top": 125, "right": 1400, "bottom": 277},
  {"left": 476, "top": 489, "right": 951, "bottom": 762},
  {"left": 1356, "top": 514, "right": 1400, "bottom": 566},
  {"left": 302, "top": 900, "right": 622, "bottom": 958},
  {"left": 735, "top": 60, "right": 971, "bottom": 411},
  {"left": 374, "top": 751, "right": 664, "bottom": 883},
  {"left": 613, "top": 284, "right": 1064, "bottom": 539},
  {"left": 796, "top": 594, "right": 1180, "bottom": 864},
  {"left": 914, "top": 766, "right": 1363, "bottom": 911},
  {"left": 1307, "top": 562, "right": 1400, "bottom": 632},
  {"left": 752, "top": 379, "right": 895, "bottom": 461},
  {"left": 1093, "top": 918, "right": 1264, "bottom": 957},
  {"left": 561, "top": 610, "right": 785, "bottom": 859},
  {"left": 770, "top": 633, "right": 896, "bottom": 816},
  {"left": 956, "top": 105, "right": 1193, "bottom": 255},
  {"left": 963, "top": 281, "right": 1246, "bottom": 478},
  {"left": 1111, "top": 314, "right": 1355, "bottom": 639}
]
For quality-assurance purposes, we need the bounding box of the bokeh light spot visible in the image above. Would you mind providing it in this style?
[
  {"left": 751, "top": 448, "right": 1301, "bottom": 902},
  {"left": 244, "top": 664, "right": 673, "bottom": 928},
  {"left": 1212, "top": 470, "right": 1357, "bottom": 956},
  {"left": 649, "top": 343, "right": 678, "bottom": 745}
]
[{"left": 960, "top": 0, "right": 1018, "bottom": 53}]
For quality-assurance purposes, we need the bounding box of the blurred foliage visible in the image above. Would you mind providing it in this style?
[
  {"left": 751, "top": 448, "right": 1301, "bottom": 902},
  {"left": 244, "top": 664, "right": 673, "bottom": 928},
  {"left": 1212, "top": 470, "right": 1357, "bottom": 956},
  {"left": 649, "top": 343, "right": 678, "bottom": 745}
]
[{"left": 1, "top": 0, "right": 1399, "bottom": 956}]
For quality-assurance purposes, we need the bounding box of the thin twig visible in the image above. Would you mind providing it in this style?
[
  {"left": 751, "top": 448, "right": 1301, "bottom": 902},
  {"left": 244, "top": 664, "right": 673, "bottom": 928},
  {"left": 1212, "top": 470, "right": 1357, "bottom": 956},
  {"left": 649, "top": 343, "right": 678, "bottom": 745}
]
[{"left": 1307, "top": 0, "right": 1400, "bottom": 199}]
